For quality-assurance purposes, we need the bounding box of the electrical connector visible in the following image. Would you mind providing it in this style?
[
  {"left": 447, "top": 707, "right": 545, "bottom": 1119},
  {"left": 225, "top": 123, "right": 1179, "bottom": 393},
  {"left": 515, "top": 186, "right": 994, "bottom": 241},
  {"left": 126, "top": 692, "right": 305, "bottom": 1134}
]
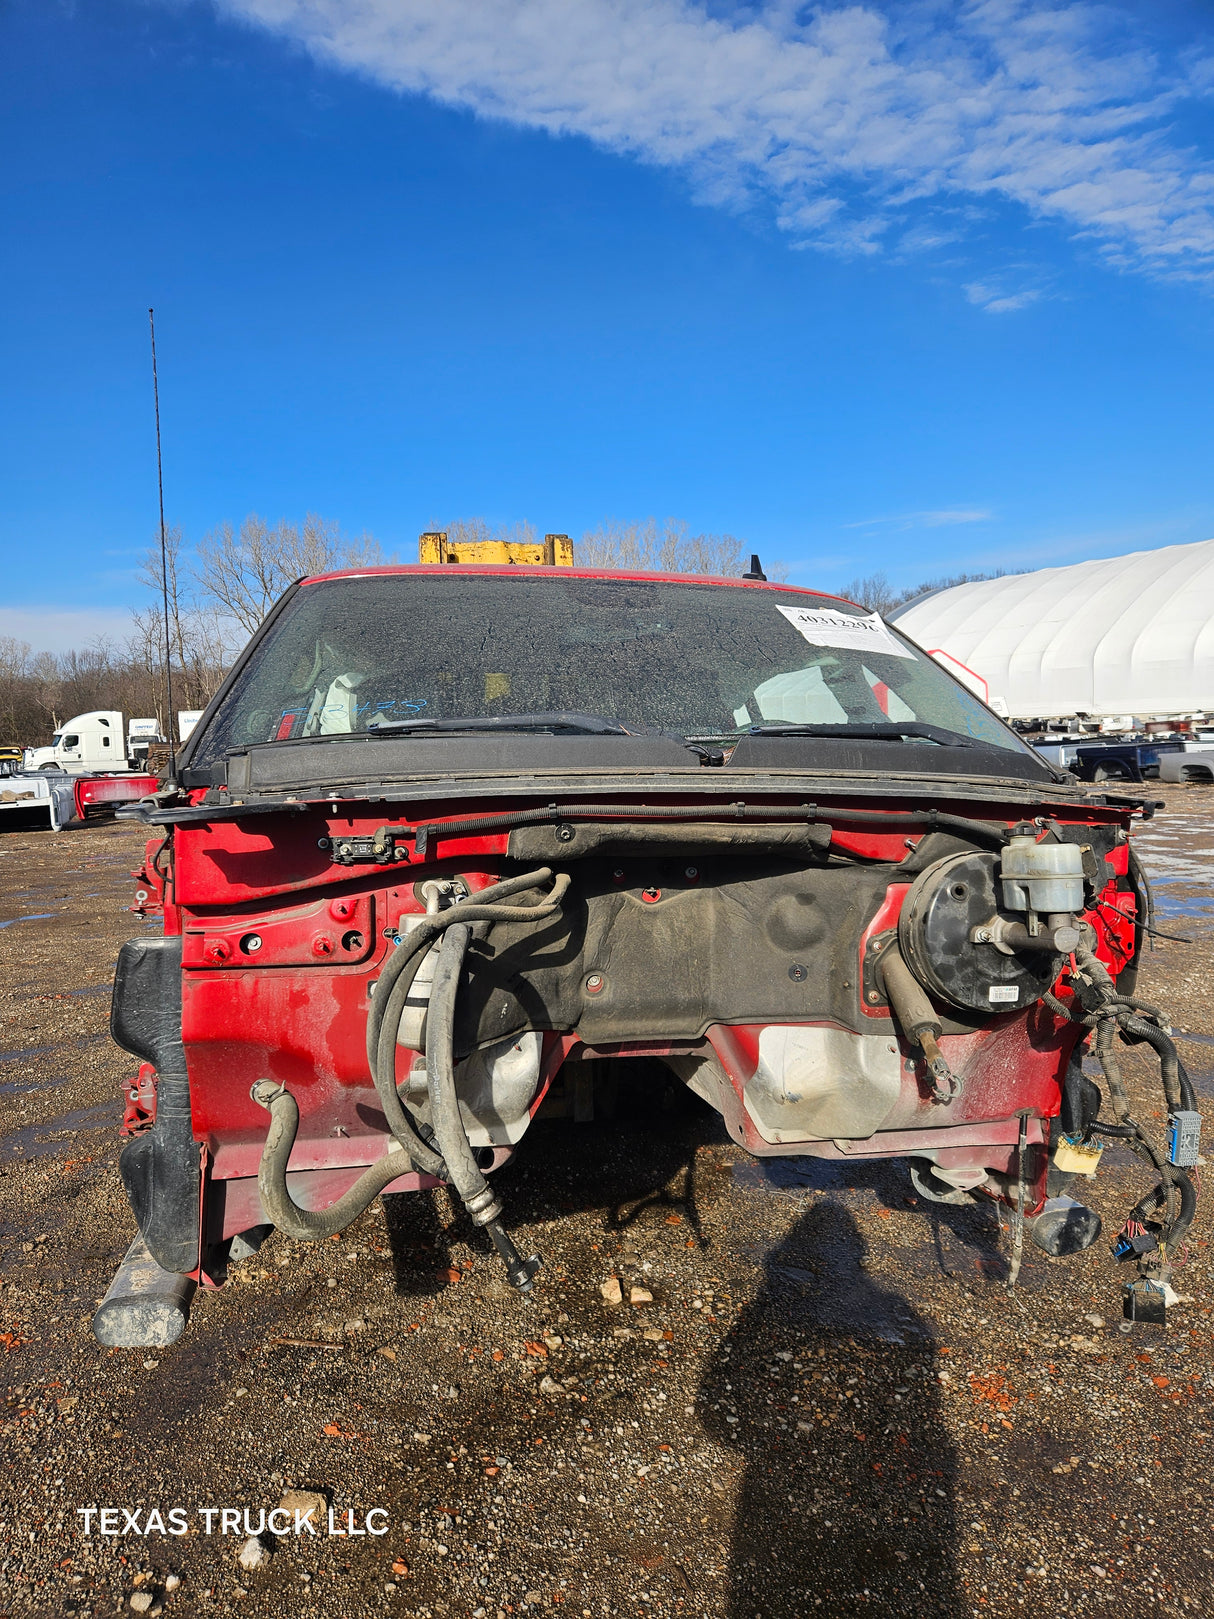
[
  {"left": 1167, "top": 1110, "right": 1201, "bottom": 1168},
  {"left": 1112, "top": 1228, "right": 1158, "bottom": 1262},
  {"left": 1053, "top": 1135, "right": 1103, "bottom": 1177},
  {"left": 1122, "top": 1278, "right": 1167, "bottom": 1325}
]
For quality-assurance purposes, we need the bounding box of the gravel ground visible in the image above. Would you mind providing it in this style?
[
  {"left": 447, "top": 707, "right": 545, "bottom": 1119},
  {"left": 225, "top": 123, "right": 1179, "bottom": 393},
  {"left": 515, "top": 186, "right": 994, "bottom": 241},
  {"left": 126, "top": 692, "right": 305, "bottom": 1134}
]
[{"left": 0, "top": 792, "right": 1212, "bottom": 1619}]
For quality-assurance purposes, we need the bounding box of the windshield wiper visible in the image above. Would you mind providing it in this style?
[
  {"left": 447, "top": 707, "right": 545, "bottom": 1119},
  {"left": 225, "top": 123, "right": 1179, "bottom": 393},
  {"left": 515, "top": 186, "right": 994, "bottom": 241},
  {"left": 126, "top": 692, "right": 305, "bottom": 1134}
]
[
  {"left": 365, "top": 711, "right": 632, "bottom": 737},
  {"left": 747, "top": 722, "right": 977, "bottom": 748}
]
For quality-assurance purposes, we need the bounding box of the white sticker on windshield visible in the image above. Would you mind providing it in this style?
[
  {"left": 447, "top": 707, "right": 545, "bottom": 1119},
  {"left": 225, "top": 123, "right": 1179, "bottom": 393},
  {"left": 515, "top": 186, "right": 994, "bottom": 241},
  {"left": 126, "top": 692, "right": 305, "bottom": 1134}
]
[{"left": 776, "top": 605, "right": 915, "bottom": 659}]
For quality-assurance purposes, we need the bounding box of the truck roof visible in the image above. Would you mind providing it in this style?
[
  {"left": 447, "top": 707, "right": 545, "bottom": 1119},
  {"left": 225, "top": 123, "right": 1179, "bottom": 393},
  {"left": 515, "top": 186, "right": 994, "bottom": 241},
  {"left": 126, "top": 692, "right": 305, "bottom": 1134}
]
[{"left": 299, "top": 564, "right": 858, "bottom": 606}]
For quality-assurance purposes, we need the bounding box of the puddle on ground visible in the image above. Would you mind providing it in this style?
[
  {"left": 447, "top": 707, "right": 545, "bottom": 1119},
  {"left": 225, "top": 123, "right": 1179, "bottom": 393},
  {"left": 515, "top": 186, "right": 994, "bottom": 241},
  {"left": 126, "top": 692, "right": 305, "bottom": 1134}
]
[
  {"left": 0, "top": 1033, "right": 106, "bottom": 1097},
  {"left": 0, "top": 1100, "right": 118, "bottom": 1161},
  {"left": 1141, "top": 881, "right": 1214, "bottom": 927},
  {"left": 1132, "top": 822, "right": 1214, "bottom": 928},
  {"left": 0, "top": 1072, "right": 73, "bottom": 1097},
  {"left": 0, "top": 1042, "right": 60, "bottom": 1064},
  {"left": 0, "top": 912, "right": 57, "bottom": 930}
]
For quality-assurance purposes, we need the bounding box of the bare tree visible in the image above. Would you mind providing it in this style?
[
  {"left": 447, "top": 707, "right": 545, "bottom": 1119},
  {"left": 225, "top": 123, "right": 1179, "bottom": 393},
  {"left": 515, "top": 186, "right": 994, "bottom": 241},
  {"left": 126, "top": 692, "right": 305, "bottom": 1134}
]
[
  {"left": 0, "top": 636, "right": 31, "bottom": 742},
  {"left": 30, "top": 650, "right": 63, "bottom": 733},
  {"left": 437, "top": 518, "right": 539, "bottom": 552},
  {"left": 134, "top": 525, "right": 235, "bottom": 725},
  {"left": 839, "top": 568, "right": 1009, "bottom": 617},
  {"left": 578, "top": 519, "right": 777, "bottom": 577},
  {"left": 836, "top": 572, "right": 902, "bottom": 615},
  {"left": 194, "top": 513, "right": 384, "bottom": 635}
]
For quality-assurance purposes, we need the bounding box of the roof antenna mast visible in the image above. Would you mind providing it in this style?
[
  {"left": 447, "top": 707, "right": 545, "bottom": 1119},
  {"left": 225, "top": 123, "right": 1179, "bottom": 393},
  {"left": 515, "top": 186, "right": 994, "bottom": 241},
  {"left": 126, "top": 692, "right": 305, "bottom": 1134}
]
[{"left": 148, "top": 307, "right": 177, "bottom": 781}]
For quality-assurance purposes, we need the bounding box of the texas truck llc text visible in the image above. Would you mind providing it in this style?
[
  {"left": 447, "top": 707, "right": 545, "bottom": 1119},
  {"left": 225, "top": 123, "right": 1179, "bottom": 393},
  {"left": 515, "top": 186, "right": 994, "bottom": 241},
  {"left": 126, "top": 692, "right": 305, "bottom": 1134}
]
[{"left": 77, "top": 1507, "right": 389, "bottom": 1537}]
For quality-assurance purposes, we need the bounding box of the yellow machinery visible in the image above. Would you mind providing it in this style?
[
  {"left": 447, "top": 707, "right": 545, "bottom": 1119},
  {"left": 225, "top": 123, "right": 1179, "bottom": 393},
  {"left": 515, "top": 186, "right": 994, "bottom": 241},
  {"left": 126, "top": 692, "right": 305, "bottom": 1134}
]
[{"left": 419, "top": 531, "right": 575, "bottom": 567}]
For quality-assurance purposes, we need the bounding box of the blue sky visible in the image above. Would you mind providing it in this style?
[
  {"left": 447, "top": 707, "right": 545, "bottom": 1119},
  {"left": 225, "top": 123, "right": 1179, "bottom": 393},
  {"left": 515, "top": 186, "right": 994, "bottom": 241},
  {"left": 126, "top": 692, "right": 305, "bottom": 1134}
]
[{"left": 2, "top": 0, "right": 1214, "bottom": 650}]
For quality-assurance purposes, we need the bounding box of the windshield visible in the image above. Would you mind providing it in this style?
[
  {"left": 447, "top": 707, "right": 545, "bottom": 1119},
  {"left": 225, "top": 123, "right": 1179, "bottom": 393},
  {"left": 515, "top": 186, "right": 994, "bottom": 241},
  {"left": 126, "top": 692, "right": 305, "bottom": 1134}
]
[{"left": 191, "top": 573, "right": 1029, "bottom": 769}]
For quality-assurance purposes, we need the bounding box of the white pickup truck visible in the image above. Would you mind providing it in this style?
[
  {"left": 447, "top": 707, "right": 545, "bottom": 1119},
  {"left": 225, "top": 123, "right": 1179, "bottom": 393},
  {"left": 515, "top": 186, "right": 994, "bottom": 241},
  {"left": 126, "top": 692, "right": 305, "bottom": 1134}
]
[
  {"left": 25, "top": 712, "right": 164, "bottom": 775},
  {"left": 0, "top": 749, "right": 76, "bottom": 829}
]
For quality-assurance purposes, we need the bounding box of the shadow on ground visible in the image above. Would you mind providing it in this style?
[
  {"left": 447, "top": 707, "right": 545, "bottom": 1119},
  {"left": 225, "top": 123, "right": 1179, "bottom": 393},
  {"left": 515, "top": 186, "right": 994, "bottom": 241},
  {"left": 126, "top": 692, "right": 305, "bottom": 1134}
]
[{"left": 701, "top": 1201, "right": 964, "bottom": 1618}]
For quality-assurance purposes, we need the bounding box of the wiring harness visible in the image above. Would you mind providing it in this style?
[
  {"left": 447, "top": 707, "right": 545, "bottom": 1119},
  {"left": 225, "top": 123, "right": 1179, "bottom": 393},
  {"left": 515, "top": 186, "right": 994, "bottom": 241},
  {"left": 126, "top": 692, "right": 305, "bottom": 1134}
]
[{"left": 1045, "top": 929, "right": 1200, "bottom": 1322}]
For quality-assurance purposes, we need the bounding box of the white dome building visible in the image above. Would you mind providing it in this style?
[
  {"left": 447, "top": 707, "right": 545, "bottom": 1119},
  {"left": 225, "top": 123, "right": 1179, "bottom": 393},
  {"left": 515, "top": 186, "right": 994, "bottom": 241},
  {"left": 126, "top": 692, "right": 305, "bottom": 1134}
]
[{"left": 889, "top": 537, "right": 1214, "bottom": 722}]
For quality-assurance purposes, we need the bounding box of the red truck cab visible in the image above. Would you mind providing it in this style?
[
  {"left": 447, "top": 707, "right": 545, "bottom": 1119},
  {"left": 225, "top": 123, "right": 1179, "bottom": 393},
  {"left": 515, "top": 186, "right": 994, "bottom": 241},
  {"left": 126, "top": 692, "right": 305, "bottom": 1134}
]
[{"left": 101, "top": 565, "right": 1197, "bottom": 1340}]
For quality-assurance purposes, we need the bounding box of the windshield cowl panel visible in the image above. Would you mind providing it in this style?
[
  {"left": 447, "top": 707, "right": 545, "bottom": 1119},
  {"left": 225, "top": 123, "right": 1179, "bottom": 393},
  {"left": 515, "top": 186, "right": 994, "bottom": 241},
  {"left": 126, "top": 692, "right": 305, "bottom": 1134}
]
[
  {"left": 186, "top": 572, "right": 1037, "bottom": 789},
  {"left": 226, "top": 732, "right": 703, "bottom": 793}
]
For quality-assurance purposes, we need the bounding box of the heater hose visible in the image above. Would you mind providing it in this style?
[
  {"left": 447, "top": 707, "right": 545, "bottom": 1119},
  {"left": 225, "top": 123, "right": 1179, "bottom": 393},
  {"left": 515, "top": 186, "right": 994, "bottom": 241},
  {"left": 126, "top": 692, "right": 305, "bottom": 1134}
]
[
  {"left": 365, "top": 867, "right": 570, "bottom": 1176},
  {"left": 422, "top": 921, "right": 545, "bottom": 1292},
  {"left": 249, "top": 1080, "right": 419, "bottom": 1240},
  {"left": 249, "top": 866, "right": 570, "bottom": 1251}
]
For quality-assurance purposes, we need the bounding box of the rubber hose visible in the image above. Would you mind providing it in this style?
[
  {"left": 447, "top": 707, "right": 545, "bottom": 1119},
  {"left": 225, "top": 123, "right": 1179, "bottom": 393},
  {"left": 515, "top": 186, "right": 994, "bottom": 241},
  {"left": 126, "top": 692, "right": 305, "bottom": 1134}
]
[
  {"left": 364, "top": 867, "right": 564, "bottom": 1073},
  {"left": 423, "top": 923, "right": 539, "bottom": 1290},
  {"left": 369, "top": 881, "right": 569, "bottom": 1082},
  {"left": 425, "top": 923, "right": 491, "bottom": 1211},
  {"left": 365, "top": 869, "right": 569, "bottom": 1175},
  {"left": 250, "top": 1080, "right": 420, "bottom": 1240},
  {"left": 1117, "top": 1013, "right": 1197, "bottom": 1112}
]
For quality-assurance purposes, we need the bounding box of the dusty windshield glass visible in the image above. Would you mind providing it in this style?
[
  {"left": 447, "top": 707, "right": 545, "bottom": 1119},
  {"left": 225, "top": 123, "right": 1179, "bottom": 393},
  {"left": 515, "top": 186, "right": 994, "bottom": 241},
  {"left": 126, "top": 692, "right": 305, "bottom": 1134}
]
[{"left": 191, "top": 573, "right": 1028, "bottom": 767}]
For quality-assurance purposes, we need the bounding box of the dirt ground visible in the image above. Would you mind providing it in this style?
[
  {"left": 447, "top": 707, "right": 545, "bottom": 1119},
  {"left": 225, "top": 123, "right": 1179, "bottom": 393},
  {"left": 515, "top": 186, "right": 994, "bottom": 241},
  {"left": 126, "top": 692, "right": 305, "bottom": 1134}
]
[{"left": 1, "top": 789, "right": 1212, "bottom": 1619}]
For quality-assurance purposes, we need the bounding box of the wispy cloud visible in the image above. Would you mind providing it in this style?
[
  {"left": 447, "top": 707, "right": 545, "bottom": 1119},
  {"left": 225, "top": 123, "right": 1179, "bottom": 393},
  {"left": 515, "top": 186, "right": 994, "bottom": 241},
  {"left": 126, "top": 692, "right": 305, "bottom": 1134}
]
[
  {"left": 209, "top": 0, "right": 1214, "bottom": 283},
  {"left": 963, "top": 280, "right": 1043, "bottom": 312},
  {"left": 844, "top": 507, "right": 993, "bottom": 529}
]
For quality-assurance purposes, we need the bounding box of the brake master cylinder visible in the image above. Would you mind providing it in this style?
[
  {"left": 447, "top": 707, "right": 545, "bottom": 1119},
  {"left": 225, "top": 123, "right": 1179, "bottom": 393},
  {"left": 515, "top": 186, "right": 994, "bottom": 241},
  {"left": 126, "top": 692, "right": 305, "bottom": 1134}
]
[{"left": 1000, "top": 826, "right": 1085, "bottom": 930}]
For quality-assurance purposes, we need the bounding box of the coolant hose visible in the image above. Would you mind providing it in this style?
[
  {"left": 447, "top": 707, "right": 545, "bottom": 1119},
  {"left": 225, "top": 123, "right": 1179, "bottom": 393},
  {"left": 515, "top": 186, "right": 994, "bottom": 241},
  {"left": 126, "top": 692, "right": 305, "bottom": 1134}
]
[
  {"left": 250, "top": 1080, "right": 419, "bottom": 1240},
  {"left": 365, "top": 868, "right": 570, "bottom": 1176},
  {"left": 365, "top": 866, "right": 567, "bottom": 1068},
  {"left": 427, "top": 921, "right": 541, "bottom": 1292}
]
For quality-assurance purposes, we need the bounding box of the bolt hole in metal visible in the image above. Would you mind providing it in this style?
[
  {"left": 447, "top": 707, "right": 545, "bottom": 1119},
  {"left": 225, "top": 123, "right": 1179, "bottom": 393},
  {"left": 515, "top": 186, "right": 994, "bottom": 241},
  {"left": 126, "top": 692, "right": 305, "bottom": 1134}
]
[
  {"left": 341, "top": 930, "right": 364, "bottom": 952},
  {"left": 239, "top": 933, "right": 262, "bottom": 954},
  {"left": 950, "top": 882, "right": 969, "bottom": 899}
]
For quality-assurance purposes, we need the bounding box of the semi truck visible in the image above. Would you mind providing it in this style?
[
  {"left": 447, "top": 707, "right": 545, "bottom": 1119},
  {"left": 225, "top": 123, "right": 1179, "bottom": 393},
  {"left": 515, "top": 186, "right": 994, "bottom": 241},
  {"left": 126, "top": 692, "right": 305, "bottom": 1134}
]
[
  {"left": 25, "top": 711, "right": 162, "bottom": 774},
  {"left": 25, "top": 709, "right": 202, "bottom": 774}
]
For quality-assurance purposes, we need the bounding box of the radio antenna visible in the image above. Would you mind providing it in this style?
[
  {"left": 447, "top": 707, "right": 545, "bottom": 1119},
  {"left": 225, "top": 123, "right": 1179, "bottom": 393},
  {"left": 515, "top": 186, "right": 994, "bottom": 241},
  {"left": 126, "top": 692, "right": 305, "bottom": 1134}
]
[{"left": 148, "top": 307, "right": 177, "bottom": 779}]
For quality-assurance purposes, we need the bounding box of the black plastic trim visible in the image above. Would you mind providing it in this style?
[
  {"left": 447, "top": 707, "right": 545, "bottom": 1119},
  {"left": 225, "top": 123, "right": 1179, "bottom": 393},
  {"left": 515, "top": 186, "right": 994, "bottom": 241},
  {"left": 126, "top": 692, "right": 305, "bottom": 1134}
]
[{"left": 111, "top": 937, "right": 200, "bottom": 1274}]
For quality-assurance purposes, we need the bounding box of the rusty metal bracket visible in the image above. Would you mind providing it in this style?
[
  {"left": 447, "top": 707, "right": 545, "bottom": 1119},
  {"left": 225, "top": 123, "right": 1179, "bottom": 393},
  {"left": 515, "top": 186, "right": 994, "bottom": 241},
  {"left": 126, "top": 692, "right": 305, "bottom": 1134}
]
[{"left": 861, "top": 928, "right": 897, "bottom": 1009}]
